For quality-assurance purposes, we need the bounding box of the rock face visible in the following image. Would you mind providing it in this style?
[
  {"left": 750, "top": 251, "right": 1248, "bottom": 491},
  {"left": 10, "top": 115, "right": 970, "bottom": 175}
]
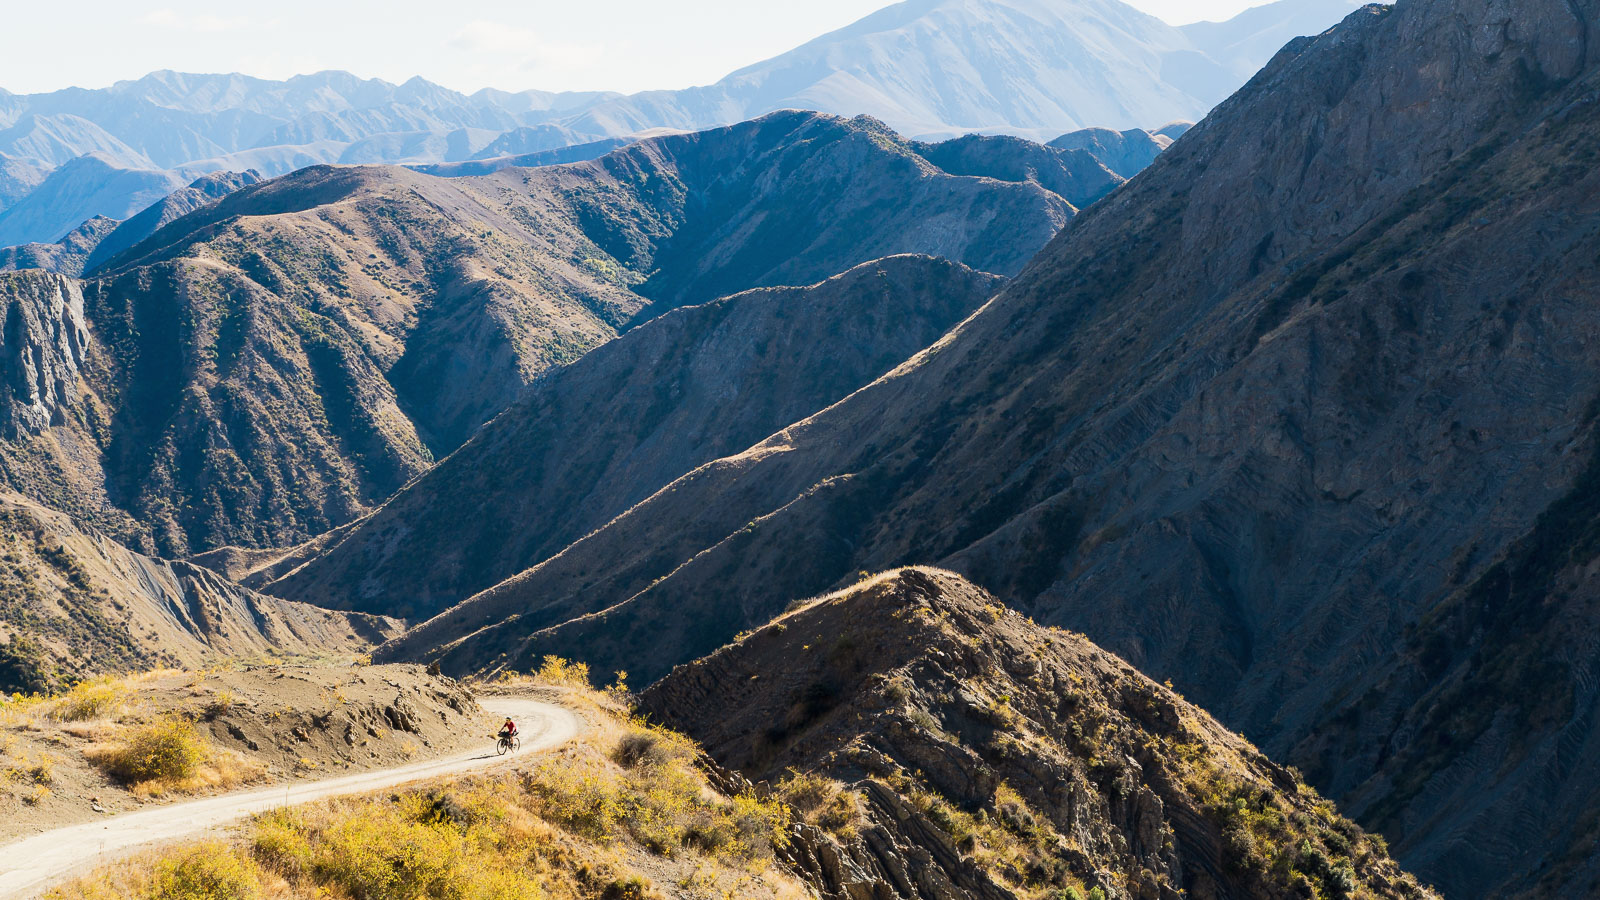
[
  {"left": 0, "top": 112, "right": 1075, "bottom": 556},
  {"left": 0, "top": 492, "right": 399, "bottom": 694},
  {"left": 641, "top": 569, "right": 1434, "bottom": 900},
  {"left": 0, "top": 271, "right": 90, "bottom": 436},
  {"left": 375, "top": 2, "right": 1600, "bottom": 894},
  {"left": 259, "top": 256, "right": 1004, "bottom": 618}
]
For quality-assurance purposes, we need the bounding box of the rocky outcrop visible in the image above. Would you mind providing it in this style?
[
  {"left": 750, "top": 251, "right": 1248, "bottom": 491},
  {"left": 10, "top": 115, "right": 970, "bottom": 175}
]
[
  {"left": 0, "top": 491, "right": 400, "bottom": 694},
  {"left": 376, "top": 3, "right": 1600, "bottom": 894},
  {"left": 0, "top": 271, "right": 90, "bottom": 436},
  {"left": 642, "top": 569, "right": 1434, "bottom": 900}
]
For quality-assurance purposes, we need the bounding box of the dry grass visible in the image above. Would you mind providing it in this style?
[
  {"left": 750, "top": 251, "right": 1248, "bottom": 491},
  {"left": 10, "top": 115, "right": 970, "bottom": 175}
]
[
  {"left": 774, "top": 771, "right": 862, "bottom": 839},
  {"left": 2, "top": 669, "right": 186, "bottom": 728},
  {"left": 49, "top": 667, "right": 806, "bottom": 900}
]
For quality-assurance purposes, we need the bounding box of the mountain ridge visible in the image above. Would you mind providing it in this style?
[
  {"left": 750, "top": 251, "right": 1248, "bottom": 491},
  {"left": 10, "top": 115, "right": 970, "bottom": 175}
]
[
  {"left": 641, "top": 567, "right": 1436, "bottom": 900},
  {"left": 1, "top": 112, "right": 1081, "bottom": 557},
  {"left": 0, "top": 490, "right": 399, "bottom": 694},
  {"left": 0, "top": 0, "right": 1362, "bottom": 246}
]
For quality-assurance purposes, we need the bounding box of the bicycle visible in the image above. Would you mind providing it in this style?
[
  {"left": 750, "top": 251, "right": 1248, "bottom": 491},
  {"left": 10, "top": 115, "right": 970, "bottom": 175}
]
[{"left": 496, "top": 733, "right": 521, "bottom": 755}]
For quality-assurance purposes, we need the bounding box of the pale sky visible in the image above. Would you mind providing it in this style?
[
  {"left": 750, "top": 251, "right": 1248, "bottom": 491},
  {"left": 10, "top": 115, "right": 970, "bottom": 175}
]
[{"left": 0, "top": 0, "right": 1285, "bottom": 97}]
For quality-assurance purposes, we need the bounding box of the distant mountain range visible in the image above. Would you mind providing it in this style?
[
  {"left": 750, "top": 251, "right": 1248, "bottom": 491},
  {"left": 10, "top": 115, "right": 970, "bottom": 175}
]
[{"left": 0, "top": 0, "right": 1362, "bottom": 247}]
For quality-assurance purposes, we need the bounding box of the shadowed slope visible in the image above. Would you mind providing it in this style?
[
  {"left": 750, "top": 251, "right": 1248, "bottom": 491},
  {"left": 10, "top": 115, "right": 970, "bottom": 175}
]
[{"left": 261, "top": 256, "right": 1004, "bottom": 618}]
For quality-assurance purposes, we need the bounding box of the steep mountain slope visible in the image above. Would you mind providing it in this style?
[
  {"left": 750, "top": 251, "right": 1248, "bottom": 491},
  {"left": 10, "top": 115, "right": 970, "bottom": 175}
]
[
  {"left": 376, "top": 2, "right": 1600, "bottom": 893},
  {"left": 534, "top": 0, "right": 1364, "bottom": 143},
  {"left": 81, "top": 169, "right": 261, "bottom": 273},
  {"left": 0, "top": 1, "right": 1365, "bottom": 245},
  {"left": 0, "top": 270, "right": 144, "bottom": 541},
  {"left": 260, "top": 256, "right": 1004, "bottom": 618},
  {"left": 642, "top": 568, "right": 1434, "bottom": 900},
  {"left": 0, "top": 155, "right": 48, "bottom": 210},
  {"left": 0, "top": 171, "right": 260, "bottom": 277},
  {"left": 0, "top": 153, "right": 184, "bottom": 247},
  {"left": 0, "top": 114, "right": 154, "bottom": 170},
  {"left": 0, "top": 216, "right": 117, "bottom": 276},
  {"left": 576, "top": 0, "right": 1202, "bottom": 141},
  {"left": 0, "top": 492, "right": 398, "bottom": 695},
  {"left": 3, "top": 112, "right": 1074, "bottom": 556}
]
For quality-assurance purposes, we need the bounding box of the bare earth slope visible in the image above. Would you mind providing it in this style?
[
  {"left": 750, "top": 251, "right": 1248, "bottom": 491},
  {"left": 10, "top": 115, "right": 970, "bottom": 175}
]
[
  {"left": 0, "top": 667, "right": 566, "bottom": 900},
  {"left": 642, "top": 568, "right": 1434, "bottom": 900},
  {"left": 378, "top": 3, "right": 1600, "bottom": 894},
  {"left": 262, "top": 256, "right": 1005, "bottom": 618},
  {"left": 0, "top": 492, "right": 399, "bottom": 694},
  {"left": 3, "top": 112, "right": 1076, "bottom": 556}
]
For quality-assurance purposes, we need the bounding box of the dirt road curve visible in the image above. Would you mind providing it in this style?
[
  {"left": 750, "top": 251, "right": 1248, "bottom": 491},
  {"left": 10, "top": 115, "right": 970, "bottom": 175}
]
[{"left": 0, "top": 697, "right": 580, "bottom": 900}]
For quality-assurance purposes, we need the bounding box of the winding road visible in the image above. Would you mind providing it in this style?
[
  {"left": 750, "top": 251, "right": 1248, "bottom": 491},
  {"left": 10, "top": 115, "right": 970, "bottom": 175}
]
[{"left": 0, "top": 697, "right": 581, "bottom": 900}]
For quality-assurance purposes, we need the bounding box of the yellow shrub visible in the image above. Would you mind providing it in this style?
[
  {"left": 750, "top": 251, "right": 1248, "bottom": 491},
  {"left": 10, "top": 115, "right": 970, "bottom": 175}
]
[
  {"left": 251, "top": 809, "right": 314, "bottom": 878},
  {"left": 95, "top": 717, "right": 206, "bottom": 784},
  {"left": 255, "top": 794, "right": 541, "bottom": 900},
  {"left": 315, "top": 809, "right": 471, "bottom": 900},
  {"left": 50, "top": 677, "right": 127, "bottom": 722},
  {"left": 147, "top": 842, "right": 261, "bottom": 900},
  {"left": 535, "top": 656, "right": 592, "bottom": 688}
]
